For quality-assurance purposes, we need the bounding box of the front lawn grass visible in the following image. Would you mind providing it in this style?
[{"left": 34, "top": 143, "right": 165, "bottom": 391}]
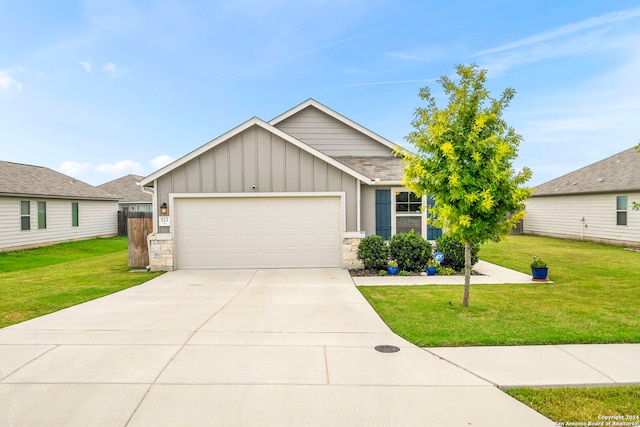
[
  {"left": 506, "top": 386, "right": 640, "bottom": 424},
  {"left": 358, "top": 235, "right": 640, "bottom": 347},
  {"left": 0, "top": 237, "right": 162, "bottom": 328}
]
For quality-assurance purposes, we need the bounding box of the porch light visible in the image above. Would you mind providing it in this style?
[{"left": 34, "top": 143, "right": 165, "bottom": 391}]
[{"left": 160, "top": 203, "right": 168, "bottom": 215}]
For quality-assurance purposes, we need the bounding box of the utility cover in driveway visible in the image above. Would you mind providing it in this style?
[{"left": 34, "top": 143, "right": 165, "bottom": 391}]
[{"left": 173, "top": 195, "right": 342, "bottom": 269}]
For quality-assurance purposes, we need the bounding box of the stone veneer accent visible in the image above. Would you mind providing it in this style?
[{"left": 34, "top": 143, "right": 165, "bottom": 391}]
[
  {"left": 147, "top": 233, "right": 174, "bottom": 271},
  {"left": 342, "top": 232, "right": 365, "bottom": 270}
]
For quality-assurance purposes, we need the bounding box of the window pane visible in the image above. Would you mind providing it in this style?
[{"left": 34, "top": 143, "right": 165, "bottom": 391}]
[
  {"left": 617, "top": 212, "right": 627, "bottom": 226},
  {"left": 21, "top": 201, "right": 30, "bottom": 215},
  {"left": 616, "top": 196, "right": 627, "bottom": 211},
  {"left": 72, "top": 202, "right": 79, "bottom": 227},
  {"left": 38, "top": 201, "right": 46, "bottom": 229},
  {"left": 21, "top": 216, "right": 30, "bottom": 231},
  {"left": 396, "top": 216, "right": 422, "bottom": 235}
]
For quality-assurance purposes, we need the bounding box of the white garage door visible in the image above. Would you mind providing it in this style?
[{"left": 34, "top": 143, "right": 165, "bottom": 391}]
[{"left": 173, "top": 195, "right": 342, "bottom": 269}]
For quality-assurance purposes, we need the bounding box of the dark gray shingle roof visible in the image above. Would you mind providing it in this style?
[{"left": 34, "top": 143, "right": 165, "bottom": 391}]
[
  {"left": 98, "top": 174, "right": 151, "bottom": 203},
  {"left": 0, "top": 161, "right": 117, "bottom": 200},
  {"left": 533, "top": 147, "right": 640, "bottom": 196},
  {"left": 333, "top": 156, "right": 404, "bottom": 182}
]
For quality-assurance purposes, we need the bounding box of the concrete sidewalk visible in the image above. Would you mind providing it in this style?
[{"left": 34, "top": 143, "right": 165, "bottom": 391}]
[
  {"left": 0, "top": 269, "right": 554, "bottom": 426},
  {"left": 428, "top": 344, "right": 640, "bottom": 389},
  {"left": 352, "top": 260, "right": 546, "bottom": 286}
]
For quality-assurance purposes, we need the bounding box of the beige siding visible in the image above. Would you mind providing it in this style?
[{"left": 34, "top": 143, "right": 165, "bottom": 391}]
[
  {"left": 274, "top": 106, "right": 391, "bottom": 156},
  {"left": 0, "top": 197, "right": 118, "bottom": 251},
  {"left": 524, "top": 192, "right": 640, "bottom": 246},
  {"left": 156, "top": 124, "right": 360, "bottom": 232},
  {"left": 361, "top": 185, "right": 377, "bottom": 236}
]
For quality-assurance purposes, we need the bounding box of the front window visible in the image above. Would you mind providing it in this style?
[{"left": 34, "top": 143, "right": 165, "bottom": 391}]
[
  {"left": 617, "top": 196, "right": 627, "bottom": 226},
  {"left": 72, "top": 202, "right": 79, "bottom": 227},
  {"left": 20, "top": 201, "right": 30, "bottom": 231},
  {"left": 38, "top": 201, "right": 47, "bottom": 229},
  {"left": 394, "top": 190, "right": 424, "bottom": 236}
]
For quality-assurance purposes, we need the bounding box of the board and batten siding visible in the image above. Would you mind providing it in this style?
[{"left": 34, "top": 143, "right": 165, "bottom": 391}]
[
  {"left": 155, "top": 124, "right": 359, "bottom": 233},
  {"left": 273, "top": 106, "right": 391, "bottom": 156},
  {"left": 524, "top": 192, "right": 640, "bottom": 246},
  {"left": 0, "top": 197, "right": 118, "bottom": 251}
]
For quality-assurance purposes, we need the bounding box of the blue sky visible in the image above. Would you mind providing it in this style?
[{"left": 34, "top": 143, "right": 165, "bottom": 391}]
[{"left": 1, "top": 0, "right": 639, "bottom": 186}]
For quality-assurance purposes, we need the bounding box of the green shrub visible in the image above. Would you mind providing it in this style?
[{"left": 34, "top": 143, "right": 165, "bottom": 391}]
[
  {"left": 399, "top": 270, "right": 410, "bottom": 276},
  {"left": 435, "top": 234, "right": 480, "bottom": 272},
  {"left": 388, "top": 231, "right": 432, "bottom": 272},
  {"left": 357, "top": 235, "right": 389, "bottom": 270}
]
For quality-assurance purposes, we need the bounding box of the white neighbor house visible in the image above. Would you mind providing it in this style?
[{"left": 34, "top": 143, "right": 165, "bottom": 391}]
[
  {"left": 524, "top": 147, "right": 640, "bottom": 247},
  {"left": 0, "top": 161, "right": 120, "bottom": 251}
]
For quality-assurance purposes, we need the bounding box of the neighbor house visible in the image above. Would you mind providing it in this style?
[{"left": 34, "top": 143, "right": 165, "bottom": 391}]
[
  {"left": 0, "top": 161, "right": 120, "bottom": 251},
  {"left": 524, "top": 147, "right": 640, "bottom": 247},
  {"left": 140, "top": 99, "right": 442, "bottom": 270},
  {"left": 98, "top": 174, "right": 152, "bottom": 213}
]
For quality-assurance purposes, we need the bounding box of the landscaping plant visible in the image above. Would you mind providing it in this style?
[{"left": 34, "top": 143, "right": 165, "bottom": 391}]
[
  {"left": 356, "top": 235, "right": 389, "bottom": 271},
  {"left": 436, "top": 234, "right": 480, "bottom": 272},
  {"left": 388, "top": 231, "right": 431, "bottom": 272},
  {"left": 401, "top": 64, "right": 532, "bottom": 306}
]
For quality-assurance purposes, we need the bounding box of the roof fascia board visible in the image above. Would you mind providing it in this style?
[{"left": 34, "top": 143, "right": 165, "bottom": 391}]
[
  {"left": 269, "top": 98, "right": 398, "bottom": 151},
  {"left": 140, "top": 117, "right": 372, "bottom": 186}
]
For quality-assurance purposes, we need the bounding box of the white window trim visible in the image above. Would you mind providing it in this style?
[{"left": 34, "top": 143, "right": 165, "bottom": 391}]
[{"left": 391, "top": 188, "right": 427, "bottom": 239}]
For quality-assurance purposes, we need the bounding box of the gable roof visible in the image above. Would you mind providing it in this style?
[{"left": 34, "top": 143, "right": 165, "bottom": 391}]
[
  {"left": 140, "top": 117, "right": 373, "bottom": 186},
  {"left": 269, "top": 98, "right": 398, "bottom": 152},
  {"left": 0, "top": 161, "right": 118, "bottom": 200},
  {"left": 533, "top": 147, "right": 640, "bottom": 196},
  {"left": 333, "top": 156, "right": 404, "bottom": 182},
  {"left": 98, "top": 174, "right": 152, "bottom": 203}
]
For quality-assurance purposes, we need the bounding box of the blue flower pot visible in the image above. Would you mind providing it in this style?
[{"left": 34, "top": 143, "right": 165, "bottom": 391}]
[
  {"left": 426, "top": 266, "right": 437, "bottom": 276},
  {"left": 387, "top": 266, "right": 399, "bottom": 275},
  {"left": 531, "top": 267, "right": 548, "bottom": 280}
]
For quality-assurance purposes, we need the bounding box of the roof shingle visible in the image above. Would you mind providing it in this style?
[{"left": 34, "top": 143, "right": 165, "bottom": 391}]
[
  {"left": 98, "top": 174, "right": 151, "bottom": 203},
  {"left": 0, "top": 161, "right": 117, "bottom": 200},
  {"left": 533, "top": 147, "right": 640, "bottom": 196}
]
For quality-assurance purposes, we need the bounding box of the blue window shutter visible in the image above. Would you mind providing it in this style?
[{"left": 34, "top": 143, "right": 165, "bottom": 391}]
[
  {"left": 375, "top": 190, "right": 391, "bottom": 239},
  {"left": 426, "top": 195, "right": 443, "bottom": 240}
]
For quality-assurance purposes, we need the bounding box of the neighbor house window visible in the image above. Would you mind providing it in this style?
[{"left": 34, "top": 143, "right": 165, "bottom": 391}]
[
  {"left": 616, "top": 196, "right": 627, "bottom": 226},
  {"left": 20, "top": 201, "right": 30, "bottom": 231},
  {"left": 72, "top": 202, "right": 79, "bottom": 227},
  {"left": 38, "top": 201, "right": 47, "bottom": 229},
  {"left": 394, "top": 190, "right": 424, "bottom": 236}
]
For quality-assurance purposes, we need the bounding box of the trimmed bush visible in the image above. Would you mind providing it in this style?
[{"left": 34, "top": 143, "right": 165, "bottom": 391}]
[
  {"left": 388, "top": 231, "right": 432, "bottom": 272},
  {"left": 357, "top": 235, "right": 389, "bottom": 270},
  {"left": 435, "top": 234, "right": 480, "bottom": 272}
]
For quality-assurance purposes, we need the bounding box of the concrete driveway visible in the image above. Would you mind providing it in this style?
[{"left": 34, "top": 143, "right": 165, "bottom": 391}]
[{"left": 0, "top": 269, "right": 554, "bottom": 426}]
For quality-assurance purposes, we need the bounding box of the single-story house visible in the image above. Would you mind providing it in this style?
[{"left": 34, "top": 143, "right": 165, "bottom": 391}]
[
  {"left": 0, "top": 160, "right": 120, "bottom": 251},
  {"left": 98, "top": 174, "right": 152, "bottom": 213},
  {"left": 524, "top": 147, "right": 640, "bottom": 247},
  {"left": 140, "top": 99, "right": 442, "bottom": 271}
]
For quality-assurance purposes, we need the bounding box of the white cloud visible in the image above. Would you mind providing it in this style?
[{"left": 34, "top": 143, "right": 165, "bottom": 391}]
[
  {"left": 0, "top": 70, "right": 23, "bottom": 92},
  {"left": 60, "top": 161, "right": 93, "bottom": 175},
  {"left": 477, "top": 7, "right": 640, "bottom": 56},
  {"left": 149, "top": 154, "right": 175, "bottom": 169},
  {"left": 103, "top": 62, "right": 118, "bottom": 75},
  {"left": 79, "top": 61, "right": 92, "bottom": 74},
  {"left": 95, "top": 160, "right": 144, "bottom": 176}
]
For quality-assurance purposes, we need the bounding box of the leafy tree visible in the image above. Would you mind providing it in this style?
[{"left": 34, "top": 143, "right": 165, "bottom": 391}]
[{"left": 401, "top": 64, "right": 532, "bottom": 306}]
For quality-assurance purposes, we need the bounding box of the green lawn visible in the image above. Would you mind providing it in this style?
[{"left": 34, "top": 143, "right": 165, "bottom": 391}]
[
  {"left": 359, "top": 235, "right": 640, "bottom": 347},
  {"left": 506, "top": 386, "right": 640, "bottom": 424},
  {"left": 0, "top": 237, "right": 162, "bottom": 328}
]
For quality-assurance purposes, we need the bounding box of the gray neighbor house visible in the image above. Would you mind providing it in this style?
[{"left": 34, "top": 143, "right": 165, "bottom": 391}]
[
  {"left": 98, "top": 174, "right": 152, "bottom": 213},
  {"left": 524, "top": 147, "right": 640, "bottom": 247},
  {"left": 140, "top": 99, "right": 442, "bottom": 271},
  {"left": 0, "top": 161, "right": 119, "bottom": 251}
]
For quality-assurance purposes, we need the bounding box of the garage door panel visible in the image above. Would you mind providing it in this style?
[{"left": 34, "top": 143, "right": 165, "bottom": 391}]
[{"left": 174, "top": 196, "right": 341, "bottom": 269}]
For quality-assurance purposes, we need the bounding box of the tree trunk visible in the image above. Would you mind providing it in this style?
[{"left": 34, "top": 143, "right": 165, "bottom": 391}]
[{"left": 462, "top": 239, "right": 471, "bottom": 307}]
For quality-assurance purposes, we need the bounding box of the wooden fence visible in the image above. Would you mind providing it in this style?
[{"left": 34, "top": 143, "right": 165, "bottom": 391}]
[{"left": 117, "top": 212, "right": 153, "bottom": 268}]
